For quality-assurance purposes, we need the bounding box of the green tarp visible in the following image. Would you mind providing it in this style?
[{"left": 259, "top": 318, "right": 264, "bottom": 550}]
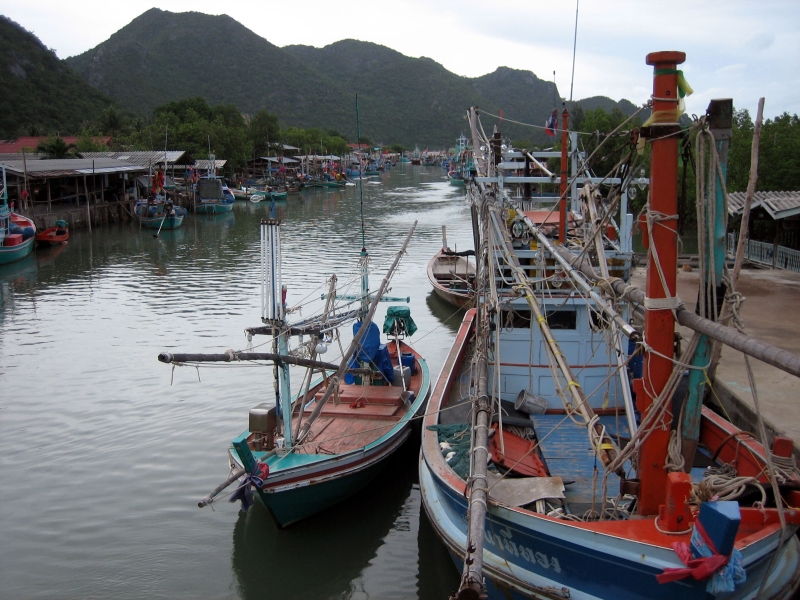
[{"left": 382, "top": 305, "right": 417, "bottom": 336}]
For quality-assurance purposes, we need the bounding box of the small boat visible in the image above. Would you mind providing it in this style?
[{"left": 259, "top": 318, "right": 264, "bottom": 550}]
[
  {"left": 400, "top": 156, "right": 411, "bottom": 163},
  {"left": 35, "top": 219, "right": 69, "bottom": 246},
  {"left": 195, "top": 178, "right": 234, "bottom": 214},
  {"left": 447, "top": 171, "right": 466, "bottom": 186},
  {"left": 427, "top": 248, "right": 475, "bottom": 308},
  {"left": 0, "top": 166, "right": 36, "bottom": 265},
  {"left": 134, "top": 198, "right": 186, "bottom": 230}
]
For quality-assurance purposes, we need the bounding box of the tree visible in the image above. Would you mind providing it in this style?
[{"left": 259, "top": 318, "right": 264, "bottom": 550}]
[{"left": 35, "top": 136, "right": 82, "bottom": 158}]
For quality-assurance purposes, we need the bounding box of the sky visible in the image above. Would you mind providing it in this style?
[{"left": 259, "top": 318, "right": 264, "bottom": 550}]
[{"left": 3, "top": 0, "right": 799, "bottom": 120}]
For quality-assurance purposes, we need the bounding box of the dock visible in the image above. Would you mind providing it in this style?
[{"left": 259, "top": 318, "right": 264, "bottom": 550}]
[{"left": 631, "top": 264, "right": 800, "bottom": 460}]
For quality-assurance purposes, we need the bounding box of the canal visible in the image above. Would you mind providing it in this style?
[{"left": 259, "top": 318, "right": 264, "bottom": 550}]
[{"left": 0, "top": 165, "right": 473, "bottom": 599}]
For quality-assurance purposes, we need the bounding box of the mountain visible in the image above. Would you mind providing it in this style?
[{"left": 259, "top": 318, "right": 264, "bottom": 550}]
[
  {"left": 0, "top": 16, "right": 113, "bottom": 138},
  {"left": 65, "top": 9, "right": 356, "bottom": 134},
  {"left": 63, "top": 9, "right": 639, "bottom": 147}
]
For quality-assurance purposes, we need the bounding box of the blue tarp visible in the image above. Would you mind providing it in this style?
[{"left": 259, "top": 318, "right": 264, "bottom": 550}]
[{"left": 344, "top": 321, "right": 395, "bottom": 384}]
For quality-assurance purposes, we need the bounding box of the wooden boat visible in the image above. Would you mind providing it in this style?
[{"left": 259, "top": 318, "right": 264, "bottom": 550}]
[
  {"left": 0, "top": 166, "right": 36, "bottom": 265},
  {"left": 134, "top": 198, "right": 186, "bottom": 229},
  {"left": 35, "top": 220, "right": 69, "bottom": 245},
  {"left": 195, "top": 178, "right": 234, "bottom": 214},
  {"left": 162, "top": 218, "right": 427, "bottom": 529},
  {"left": 427, "top": 249, "right": 475, "bottom": 308},
  {"left": 420, "top": 55, "right": 800, "bottom": 600},
  {"left": 447, "top": 171, "right": 466, "bottom": 186},
  {"left": 232, "top": 333, "right": 429, "bottom": 528}
]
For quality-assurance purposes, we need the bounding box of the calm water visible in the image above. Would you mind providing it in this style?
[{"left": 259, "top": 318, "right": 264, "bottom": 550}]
[{"left": 0, "top": 166, "right": 472, "bottom": 599}]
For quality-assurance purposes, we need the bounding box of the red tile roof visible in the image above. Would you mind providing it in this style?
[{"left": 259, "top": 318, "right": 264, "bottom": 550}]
[{"left": 0, "top": 136, "right": 112, "bottom": 153}]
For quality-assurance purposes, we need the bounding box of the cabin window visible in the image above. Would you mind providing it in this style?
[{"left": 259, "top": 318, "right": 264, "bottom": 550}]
[
  {"left": 545, "top": 310, "right": 577, "bottom": 330},
  {"left": 499, "top": 309, "right": 576, "bottom": 330}
]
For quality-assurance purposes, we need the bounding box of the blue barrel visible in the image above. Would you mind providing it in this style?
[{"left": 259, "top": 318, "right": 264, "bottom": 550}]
[{"left": 401, "top": 352, "right": 415, "bottom": 375}]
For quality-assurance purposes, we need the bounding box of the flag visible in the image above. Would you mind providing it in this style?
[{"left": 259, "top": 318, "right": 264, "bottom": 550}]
[{"left": 545, "top": 111, "right": 558, "bottom": 137}]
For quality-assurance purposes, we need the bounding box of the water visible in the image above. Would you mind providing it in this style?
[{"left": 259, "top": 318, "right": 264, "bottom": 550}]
[{"left": 0, "top": 166, "right": 471, "bottom": 599}]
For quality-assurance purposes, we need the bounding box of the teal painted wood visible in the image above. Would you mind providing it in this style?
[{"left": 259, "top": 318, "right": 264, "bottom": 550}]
[
  {"left": 140, "top": 215, "right": 184, "bottom": 230},
  {"left": 684, "top": 107, "right": 731, "bottom": 446},
  {"left": 257, "top": 457, "right": 387, "bottom": 527},
  {"left": 0, "top": 235, "right": 35, "bottom": 265},
  {"left": 233, "top": 356, "right": 430, "bottom": 528}
]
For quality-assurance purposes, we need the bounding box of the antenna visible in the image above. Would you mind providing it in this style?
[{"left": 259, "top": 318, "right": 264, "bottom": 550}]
[{"left": 569, "top": 0, "right": 580, "bottom": 104}]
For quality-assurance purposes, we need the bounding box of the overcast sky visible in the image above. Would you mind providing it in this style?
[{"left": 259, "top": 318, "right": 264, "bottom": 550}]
[{"left": 4, "top": 0, "right": 799, "bottom": 120}]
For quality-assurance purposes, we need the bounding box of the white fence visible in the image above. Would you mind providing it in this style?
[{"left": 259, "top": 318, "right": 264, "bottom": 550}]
[{"left": 727, "top": 234, "right": 800, "bottom": 274}]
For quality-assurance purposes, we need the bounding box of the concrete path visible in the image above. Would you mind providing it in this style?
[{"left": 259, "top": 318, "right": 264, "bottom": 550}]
[{"left": 630, "top": 264, "right": 800, "bottom": 451}]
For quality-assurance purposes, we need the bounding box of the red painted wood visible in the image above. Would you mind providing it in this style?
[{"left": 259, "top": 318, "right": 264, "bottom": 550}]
[
  {"left": 489, "top": 423, "right": 549, "bottom": 477},
  {"left": 638, "top": 51, "right": 685, "bottom": 516}
]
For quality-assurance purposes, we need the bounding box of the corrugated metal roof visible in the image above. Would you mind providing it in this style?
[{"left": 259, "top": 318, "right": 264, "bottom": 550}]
[
  {"left": 192, "top": 159, "right": 227, "bottom": 169},
  {"left": 728, "top": 191, "right": 800, "bottom": 220},
  {"left": 80, "top": 150, "right": 186, "bottom": 166},
  {"left": 260, "top": 156, "right": 299, "bottom": 164},
  {"left": 0, "top": 158, "right": 146, "bottom": 178}
]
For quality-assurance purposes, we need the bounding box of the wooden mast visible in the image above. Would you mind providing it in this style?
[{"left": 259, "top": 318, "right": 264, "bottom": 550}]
[{"left": 637, "top": 51, "right": 685, "bottom": 516}]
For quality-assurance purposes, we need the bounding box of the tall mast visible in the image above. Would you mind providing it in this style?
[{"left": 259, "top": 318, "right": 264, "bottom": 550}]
[{"left": 637, "top": 51, "right": 685, "bottom": 515}]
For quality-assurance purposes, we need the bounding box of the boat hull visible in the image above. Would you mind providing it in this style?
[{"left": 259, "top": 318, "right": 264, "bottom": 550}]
[
  {"left": 253, "top": 431, "right": 409, "bottom": 527},
  {"left": 427, "top": 250, "right": 475, "bottom": 309},
  {"left": 139, "top": 215, "right": 184, "bottom": 230},
  {"left": 34, "top": 227, "right": 69, "bottom": 245},
  {"left": 0, "top": 236, "right": 35, "bottom": 264}
]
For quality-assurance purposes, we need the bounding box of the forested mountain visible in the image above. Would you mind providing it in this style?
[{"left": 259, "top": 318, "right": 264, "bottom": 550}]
[
  {"left": 0, "top": 16, "right": 112, "bottom": 138},
  {"left": 0, "top": 8, "right": 638, "bottom": 146},
  {"left": 64, "top": 9, "right": 638, "bottom": 146}
]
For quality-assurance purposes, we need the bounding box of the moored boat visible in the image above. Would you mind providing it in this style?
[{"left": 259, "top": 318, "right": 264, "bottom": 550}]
[
  {"left": 195, "top": 178, "right": 234, "bottom": 214},
  {"left": 0, "top": 166, "right": 36, "bottom": 265},
  {"left": 134, "top": 198, "right": 186, "bottom": 229},
  {"left": 420, "top": 52, "right": 800, "bottom": 600},
  {"left": 427, "top": 248, "right": 475, "bottom": 309},
  {"left": 34, "top": 219, "right": 69, "bottom": 246}
]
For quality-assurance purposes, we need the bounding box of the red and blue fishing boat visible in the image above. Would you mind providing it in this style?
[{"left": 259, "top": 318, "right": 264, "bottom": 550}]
[
  {"left": 420, "top": 52, "right": 800, "bottom": 600},
  {"left": 0, "top": 166, "right": 36, "bottom": 265},
  {"left": 35, "top": 219, "right": 69, "bottom": 246}
]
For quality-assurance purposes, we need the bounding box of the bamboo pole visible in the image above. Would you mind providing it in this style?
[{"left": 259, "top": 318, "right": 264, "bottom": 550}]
[
  {"left": 297, "top": 221, "right": 418, "bottom": 442},
  {"left": 553, "top": 245, "right": 800, "bottom": 378},
  {"left": 158, "top": 351, "right": 339, "bottom": 371}
]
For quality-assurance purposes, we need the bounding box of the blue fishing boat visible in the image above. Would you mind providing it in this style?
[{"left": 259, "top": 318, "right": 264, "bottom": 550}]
[
  {"left": 420, "top": 52, "right": 800, "bottom": 600},
  {"left": 0, "top": 166, "right": 36, "bottom": 265}
]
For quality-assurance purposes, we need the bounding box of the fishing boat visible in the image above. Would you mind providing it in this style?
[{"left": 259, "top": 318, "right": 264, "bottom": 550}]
[
  {"left": 447, "top": 171, "right": 466, "bottom": 186},
  {"left": 411, "top": 146, "right": 421, "bottom": 165},
  {"left": 0, "top": 166, "right": 36, "bottom": 265},
  {"left": 427, "top": 228, "right": 475, "bottom": 309},
  {"left": 160, "top": 221, "right": 428, "bottom": 528},
  {"left": 195, "top": 178, "right": 234, "bottom": 214},
  {"left": 420, "top": 52, "right": 800, "bottom": 600},
  {"left": 134, "top": 198, "right": 186, "bottom": 230},
  {"left": 35, "top": 219, "right": 69, "bottom": 246}
]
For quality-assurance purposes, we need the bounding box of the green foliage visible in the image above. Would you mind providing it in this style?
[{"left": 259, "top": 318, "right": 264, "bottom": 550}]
[
  {"left": 35, "top": 136, "right": 83, "bottom": 158},
  {"left": 0, "top": 16, "right": 113, "bottom": 138}
]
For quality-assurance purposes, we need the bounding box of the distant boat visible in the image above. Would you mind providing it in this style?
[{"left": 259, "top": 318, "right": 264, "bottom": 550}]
[
  {"left": 427, "top": 249, "right": 475, "bottom": 309},
  {"left": 195, "top": 178, "right": 234, "bottom": 214},
  {"left": 35, "top": 219, "right": 69, "bottom": 246},
  {"left": 447, "top": 171, "right": 466, "bottom": 186}
]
